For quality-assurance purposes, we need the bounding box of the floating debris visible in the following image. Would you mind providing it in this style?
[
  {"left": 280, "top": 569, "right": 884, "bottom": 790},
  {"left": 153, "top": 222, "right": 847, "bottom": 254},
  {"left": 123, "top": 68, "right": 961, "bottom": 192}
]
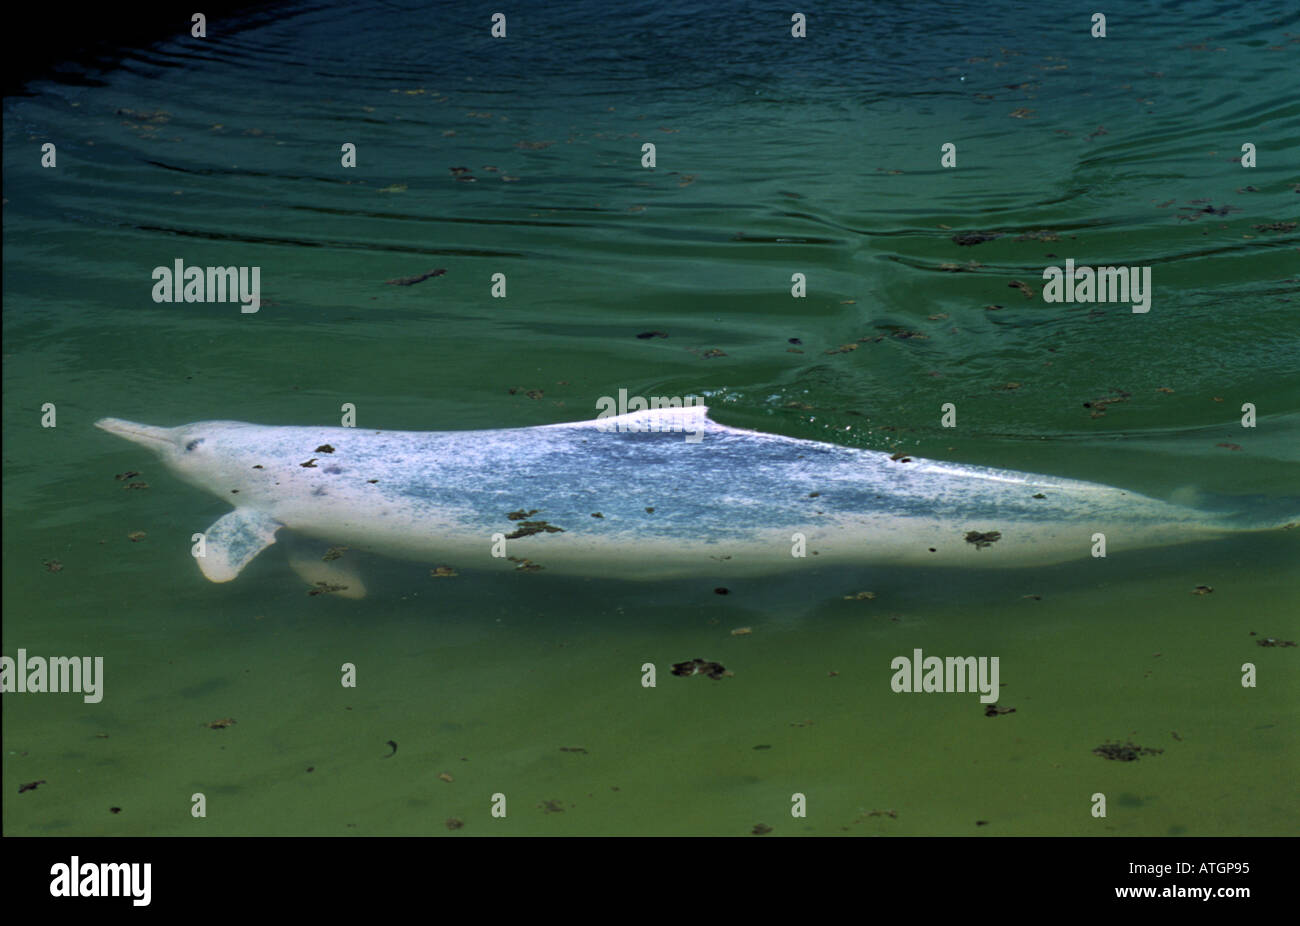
[
  {"left": 114, "top": 471, "right": 141, "bottom": 481},
  {"left": 1256, "top": 638, "right": 1296, "bottom": 647},
  {"left": 1216, "top": 442, "right": 1243, "bottom": 451},
  {"left": 127, "top": 531, "right": 147, "bottom": 542},
  {"left": 964, "top": 531, "right": 1002, "bottom": 549},
  {"left": 430, "top": 566, "right": 458, "bottom": 578},
  {"left": 438, "top": 772, "right": 454, "bottom": 782},
  {"left": 825, "top": 343, "right": 859, "bottom": 355},
  {"left": 322, "top": 546, "right": 348, "bottom": 561},
  {"left": 383, "top": 740, "right": 398, "bottom": 758},
  {"left": 504, "top": 520, "right": 564, "bottom": 539},
  {"left": 751, "top": 823, "right": 773, "bottom": 835},
  {"left": 889, "top": 452, "right": 913, "bottom": 462},
  {"left": 307, "top": 582, "right": 349, "bottom": 596},
  {"left": 385, "top": 268, "right": 446, "bottom": 286},
  {"left": 731, "top": 627, "right": 752, "bottom": 636},
  {"left": 18, "top": 780, "right": 47, "bottom": 793},
  {"left": 300, "top": 458, "right": 318, "bottom": 468},
  {"left": 122, "top": 481, "right": 149, "bottom": 490},
  {"left": 671, "top": 658, "right": 731, "bottom": 680},
  {"left": 701, "top": 348, "right": 727, "bottom": 359},
  {"left": 1093, "top": 741, "right": 1163, "bottom": 761},
  {"left": 1008, "top": 280, "right": 1035, "bottom": 297},
  {"left": 508, "top": 556, "right": 542, "bottom": 572},
  {"left": 43, "top": 560, "right": 63, "bottom": 573},
  {"left": 315, "top": 444, "right": 335, "bottom": 453},
  {"left": 1192, "top": 585, "right": 1214, "bottom": 595},
  {"left": 204, "top": 718, "right": 236, "bottom": 730},
  {"left": 507, "top": 509, "right": 539, "bottom": 521},
  {"left": 984, "top": 705, "right": 1016, "bottom": 716},
  {"left": 116, "top": 108, "right": 170, "bottom": 123},
  {"left": 1083, "top": 391, "right": 1131, "bottom": 413},
  {"left": 446, "top": 817, "right": 464, "bottom": 830},
  {"left": 1252, "top": 221, "right": 1296, "bottom": 232},
  {"left": 869, "top": 326, "right": 929, "bottom": 341},
  {"left": 953, "top": 232, "right": 1001, "bottom": 246},
  {"left": 559, "top": 747, "right": 588, "bottom": 754},
  {"left": 636, "top": 331, "right": 668, "bottom": 339}
]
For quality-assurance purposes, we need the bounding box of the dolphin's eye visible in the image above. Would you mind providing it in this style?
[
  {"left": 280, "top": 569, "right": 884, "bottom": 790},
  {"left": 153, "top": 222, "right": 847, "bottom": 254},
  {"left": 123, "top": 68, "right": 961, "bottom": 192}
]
[{"left": 185, "top": 438, "right": 205, "bottom": 452}]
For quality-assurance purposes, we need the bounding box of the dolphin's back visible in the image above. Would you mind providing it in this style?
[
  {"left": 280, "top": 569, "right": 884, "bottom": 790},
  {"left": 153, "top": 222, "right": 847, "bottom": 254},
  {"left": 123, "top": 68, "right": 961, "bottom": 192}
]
[{"left": 255, "top": 408, "right": 1224, "bottom": 573}]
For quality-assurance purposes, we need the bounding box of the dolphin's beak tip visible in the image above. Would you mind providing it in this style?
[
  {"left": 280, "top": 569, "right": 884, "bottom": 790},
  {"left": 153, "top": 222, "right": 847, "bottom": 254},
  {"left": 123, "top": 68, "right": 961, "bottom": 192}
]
[
  {"left": 95, "top": 417, "right": 132, "bottom": 434},
  {"left": 95, "top": 417, "right": 172, "bottom": 448}
]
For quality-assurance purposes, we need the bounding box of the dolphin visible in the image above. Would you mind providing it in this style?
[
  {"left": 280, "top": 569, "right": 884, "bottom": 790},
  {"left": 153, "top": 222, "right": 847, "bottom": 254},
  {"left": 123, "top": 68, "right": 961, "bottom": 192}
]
[{"left": 95, "top": 406, "right": 1293, "bottom": 593}]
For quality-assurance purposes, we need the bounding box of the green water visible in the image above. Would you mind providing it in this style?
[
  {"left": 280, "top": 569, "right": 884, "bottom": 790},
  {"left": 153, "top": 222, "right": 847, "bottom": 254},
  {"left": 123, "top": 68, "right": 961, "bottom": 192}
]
[{"left": 4, "top": 1, "right": 1298, "bottom": 835}]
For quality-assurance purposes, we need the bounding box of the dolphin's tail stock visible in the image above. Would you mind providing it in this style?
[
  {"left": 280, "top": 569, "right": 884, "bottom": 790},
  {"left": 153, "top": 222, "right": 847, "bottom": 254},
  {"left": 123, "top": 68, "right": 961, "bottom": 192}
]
[{"left": 1189, "top": 489, "right": 1300, "bottom": 534}]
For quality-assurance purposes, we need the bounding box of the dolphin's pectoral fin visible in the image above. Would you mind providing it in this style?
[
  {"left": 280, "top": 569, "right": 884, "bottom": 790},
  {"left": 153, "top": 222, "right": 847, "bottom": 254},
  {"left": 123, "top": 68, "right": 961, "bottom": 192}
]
[
  {"left": 198, "top": 508, "right": 284, "bottom": 583},
  {"left": 287, "top": 549, "right": 367, "bottom": 599}
]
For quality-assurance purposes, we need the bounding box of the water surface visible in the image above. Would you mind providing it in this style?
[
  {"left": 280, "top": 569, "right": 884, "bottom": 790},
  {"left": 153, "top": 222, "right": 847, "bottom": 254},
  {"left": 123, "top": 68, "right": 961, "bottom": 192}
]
[{"left": 4, "top": 0, "right": 1298, "bottom": 835}]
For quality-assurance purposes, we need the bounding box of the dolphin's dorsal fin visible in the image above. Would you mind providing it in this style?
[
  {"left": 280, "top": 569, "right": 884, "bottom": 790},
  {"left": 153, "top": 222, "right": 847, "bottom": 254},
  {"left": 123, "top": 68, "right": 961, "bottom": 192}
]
[{"left": 198, "top": 508, "right": 283, "bottom": 582}]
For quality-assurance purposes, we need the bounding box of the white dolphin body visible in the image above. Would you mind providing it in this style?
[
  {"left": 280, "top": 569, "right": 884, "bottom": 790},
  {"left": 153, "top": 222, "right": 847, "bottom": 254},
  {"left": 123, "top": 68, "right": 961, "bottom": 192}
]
[{"left": 96, "top": 407, "right": 1281, "bottom": 589}]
